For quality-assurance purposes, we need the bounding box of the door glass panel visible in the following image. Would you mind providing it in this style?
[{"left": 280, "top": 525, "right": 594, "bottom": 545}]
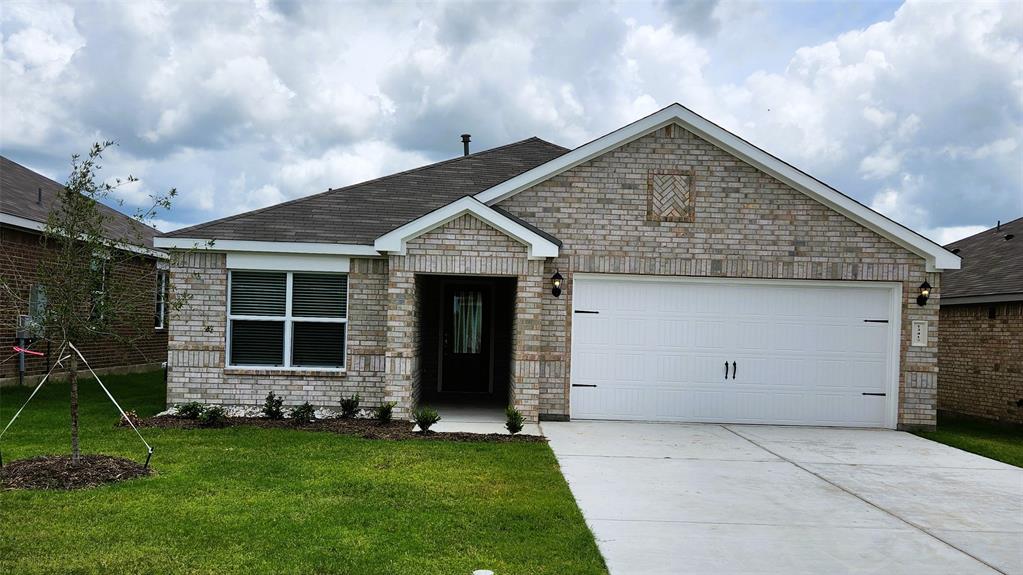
[{"left": 452, "top": 290, "right": 483, "bottom": 354}]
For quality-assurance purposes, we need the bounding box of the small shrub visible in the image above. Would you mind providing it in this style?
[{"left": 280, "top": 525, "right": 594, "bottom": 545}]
[
  {"left": 198, "top": 405, "right": 227, "bottom": 428},
  {"left": 177, "top": 401, "right": 204, "bottom": 419},
  {"left": 374, "top": 401, "right": 397, "bottom": 424},
  {"left": 505, "top": 407, "right": 524, "bottom": 435},
  {"left": 339, "top": 394, "right": 361, "bottom": 419},
  {"left": 289, "top": 402, "right": 316, "bottom": 423},
  {"left": 262, "top": 391, "right": 284, "bottom": 420},
  {"left": 413, "top": 406, "right": 441, "bottom": 433}
]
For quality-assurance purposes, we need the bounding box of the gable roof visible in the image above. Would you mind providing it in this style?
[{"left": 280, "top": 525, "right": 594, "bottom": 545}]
[
  {"left": 940, "top": 217, "right": 1023, "bottom": 304},
  {"left": 0, "top": 155, "right": 159, "bottom": 249},
  {"left": 374, "top": 196, "right": 560, "bottom": 259},
  {"left": 474, "top": 103, "right": 961, "bottom": 272},
  {"left": 160, "top": 137, "right": 568, "bottom": 246}
]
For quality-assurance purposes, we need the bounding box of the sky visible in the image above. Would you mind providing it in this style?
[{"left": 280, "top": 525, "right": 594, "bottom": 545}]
[{"left": 1, "top": 0, "right": 1021, "bottom": 245}]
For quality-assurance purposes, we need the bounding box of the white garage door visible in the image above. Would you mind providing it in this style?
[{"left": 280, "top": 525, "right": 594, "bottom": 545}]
[{"left": 570, "top": 276, "right": 899, "bottom": 428}]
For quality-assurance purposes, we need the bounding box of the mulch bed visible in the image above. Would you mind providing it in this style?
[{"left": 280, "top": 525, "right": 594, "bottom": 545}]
[
  {"left": 1, "top": 455, "right": 151, "bottom": 491},
  {"left": 132, "top": 415, "right": 546, "bottom": 443}
]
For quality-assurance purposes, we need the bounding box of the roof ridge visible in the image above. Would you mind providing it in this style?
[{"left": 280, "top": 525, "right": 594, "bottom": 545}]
[
  {"left": 166, "top": 136, "right": 566, "bottom": 238},
  {"left": 945, "top": 215, "right": 1023, "bottom": 247}
]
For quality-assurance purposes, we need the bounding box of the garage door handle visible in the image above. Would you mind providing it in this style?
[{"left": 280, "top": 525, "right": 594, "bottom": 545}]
[
  {"left": 732, "top": 361, "right": 737, "bottom": 379},
  {"left": 724, "top": 362, "right": 729, "bottom": 380},
  {"left": 572, "top": 384, "right": 597, "bottom": 388},
  {"left": 862, "top": 392, "right": 886, "bottom": 397}
]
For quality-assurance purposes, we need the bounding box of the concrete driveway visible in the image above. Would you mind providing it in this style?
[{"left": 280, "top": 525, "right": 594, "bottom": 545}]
[{"left": 542, "top": 421, "right": 1023, "bottom": 575}]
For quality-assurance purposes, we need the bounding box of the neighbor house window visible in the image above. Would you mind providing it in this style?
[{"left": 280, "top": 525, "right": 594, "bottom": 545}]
[
  {"left": 227, "top": 271, "right": 348, "bottom": 368},
  {"left": 89, "top": 257, "right": 108, "bottom": 322},
  {"left": 28, "top": 284, "right": 47, "bottom": 334},
  {"left": 155, "top": 271, "right": 168, "bottom": 329}
]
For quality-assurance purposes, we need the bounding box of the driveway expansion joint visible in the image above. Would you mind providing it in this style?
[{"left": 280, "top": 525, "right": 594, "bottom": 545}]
[{"left": 721, "top": 425, "right": 1011, "bottom": 575}]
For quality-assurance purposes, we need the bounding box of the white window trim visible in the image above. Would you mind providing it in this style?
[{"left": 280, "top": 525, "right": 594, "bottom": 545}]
[
  {"left": 226, "top": 270, "right": 349, "bottom": 371},
  {"left": 155, "top": 270, "right": 168, "bottom": 330}
]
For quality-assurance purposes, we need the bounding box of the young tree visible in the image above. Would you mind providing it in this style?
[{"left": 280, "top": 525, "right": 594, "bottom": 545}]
[{"left": 1, "top": 142, "right": 186, "bottom": 462}]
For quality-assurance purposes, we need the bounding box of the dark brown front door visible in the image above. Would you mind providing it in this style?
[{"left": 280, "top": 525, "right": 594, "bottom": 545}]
[{"left": 440, "top": 284, "right": 491, "bottom": 393}]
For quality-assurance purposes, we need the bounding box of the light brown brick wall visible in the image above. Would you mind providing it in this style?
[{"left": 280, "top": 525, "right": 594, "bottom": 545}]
[
  {"left": 166, "top": 252, "right": 387, "bottom": 409},
  {"left": 938, "top": 302, "right": 1023, "bottom": 424},
  {"left": 497, "top": 123, "right": 941, "bottom": 429}
]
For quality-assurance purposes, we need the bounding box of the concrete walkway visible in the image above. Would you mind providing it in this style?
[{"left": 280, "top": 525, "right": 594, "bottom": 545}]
[
  {"left": 414, "top": 404, "right": 542, "bottom": 435},
  {"left": 543, "top": 421, "right": 1023, "bottom": 575}
]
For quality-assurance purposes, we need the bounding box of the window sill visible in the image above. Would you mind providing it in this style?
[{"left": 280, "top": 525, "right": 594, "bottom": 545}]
[{"left": 224, "top": 366, "right": 347, "bottom": 377}]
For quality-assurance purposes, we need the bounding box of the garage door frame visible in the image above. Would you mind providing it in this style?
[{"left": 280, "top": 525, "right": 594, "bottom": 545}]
[{"left": 569, "top": 274, "right": 903, "bottom": 428}]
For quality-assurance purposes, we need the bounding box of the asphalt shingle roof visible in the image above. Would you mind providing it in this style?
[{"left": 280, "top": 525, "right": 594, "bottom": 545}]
[
  {"left": 164, "top": 137, "right": 569, "bottom": 245},
  {"left": 941, "top": 217, "right": 1023, "bottom": 301},
  {"left": 0, "top": 156, "right": 159, "bottom": 249}
]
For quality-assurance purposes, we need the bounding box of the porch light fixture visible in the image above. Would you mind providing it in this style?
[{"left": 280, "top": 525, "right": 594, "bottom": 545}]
[
  {"left": 917, "top": 281, "right": 931, "bottom": 306},
  {"left": 551, "top": 271, "right": 564, "bottom": 298}
]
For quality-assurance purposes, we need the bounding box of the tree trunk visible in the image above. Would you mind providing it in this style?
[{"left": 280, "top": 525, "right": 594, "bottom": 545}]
[{"left": 69, "top": 355, "right": 80, "bottom": 463}]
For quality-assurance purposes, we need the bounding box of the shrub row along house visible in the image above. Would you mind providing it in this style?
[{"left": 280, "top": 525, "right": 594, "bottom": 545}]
[
  {"left": 155, "top": 104, "right": 960, "bottom": 429},
  {"left": 938, "top": 218, "right": 1022, "bottom": 425},
  {"left": 0, "top": 156, "right": 168, "bottom": 385}
]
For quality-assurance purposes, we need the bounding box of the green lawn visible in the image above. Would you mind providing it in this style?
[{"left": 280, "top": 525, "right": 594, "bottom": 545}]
[
  {"left": 915, "top": 418, "right": 1023, "bottom": 468},
  {"left": 0, "top": 371, "right": 606, "bottom": 575}
]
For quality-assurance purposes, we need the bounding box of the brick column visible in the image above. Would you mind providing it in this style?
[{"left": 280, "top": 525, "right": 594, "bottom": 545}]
[
  {"left": 384, "top": 258, "right": 419, "bottom": 420},
  {"left": 510, "top": 260, "right": 546, "bottom": 422}
]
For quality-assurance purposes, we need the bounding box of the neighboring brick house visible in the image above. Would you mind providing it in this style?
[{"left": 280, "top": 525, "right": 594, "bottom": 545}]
[
  {"left": 938, "top": 218, "right": 1022, "bottom": 424},
  {"left": 157, "top": 104, "right": 960, "bottom": 430},
  {"left": 0, "top": 156, "right": 168, "bottom": 385}
]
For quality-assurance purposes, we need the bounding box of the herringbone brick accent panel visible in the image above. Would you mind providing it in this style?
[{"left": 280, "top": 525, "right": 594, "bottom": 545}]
[{"left": 648, "top": 171, "right": 694, "bottom": 222}]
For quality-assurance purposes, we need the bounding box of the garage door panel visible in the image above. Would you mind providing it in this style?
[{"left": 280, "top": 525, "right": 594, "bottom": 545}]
[{"left": 571, "top": 277, "right": 895, "bottom": 428}]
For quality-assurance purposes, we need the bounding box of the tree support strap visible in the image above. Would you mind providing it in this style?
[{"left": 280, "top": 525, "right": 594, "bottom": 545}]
[
  {"left": 0, "top": 343, "right": 69, "bottom": 468},
  {"left": 67, "top": 342, "right": 154, "bottom": 468}
]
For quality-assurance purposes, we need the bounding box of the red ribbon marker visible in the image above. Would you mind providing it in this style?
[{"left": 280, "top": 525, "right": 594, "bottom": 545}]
[{"left": 13, "top": 346, "right": 44, "bottom": 357}]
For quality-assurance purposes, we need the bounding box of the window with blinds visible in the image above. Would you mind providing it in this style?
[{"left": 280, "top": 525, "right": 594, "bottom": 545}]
[{"left": 227, "top": 271, "right": 347, "bottom": 368}]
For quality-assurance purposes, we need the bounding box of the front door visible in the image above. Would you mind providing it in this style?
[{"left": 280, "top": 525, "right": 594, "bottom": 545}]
[{"left": 440, "top": 284, "right": 492, "bottom": 393}]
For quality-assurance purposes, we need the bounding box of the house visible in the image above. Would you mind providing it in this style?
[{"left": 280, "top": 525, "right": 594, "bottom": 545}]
[
  {"left": 155, "top": 104, "right": 960, "bottom": 430},
  {"left": 938, "top": 218, "right": 1022, "bottom": 424},
  {"left": 0, "top": 156, "right": 169, "bottom": 385}
]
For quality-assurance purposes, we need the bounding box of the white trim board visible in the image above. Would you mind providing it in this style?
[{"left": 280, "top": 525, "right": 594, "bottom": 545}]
[
  {"left": 373, "top": 196, "right": 559, "bottom": 259},
  {"left": 226, "top": 252, "right": 350, "bottom": 273},
  {"left": 2, "top": 212, "right": 169, "bottom": 259},
  {"left": 154, "top": 237, "right": 381, "bottom": 257},
  {"left": 474, "top": 103, "right": 960, "bottom": 272}
]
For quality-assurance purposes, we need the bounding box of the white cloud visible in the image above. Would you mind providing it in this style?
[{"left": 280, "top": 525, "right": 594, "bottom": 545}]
[
  {"left": 0, "top": 0, "right": 1019, "bottom": 235},
  {"left": 922, "top": 225, "right": 989, "bottom": 246},
  {"left": 859, "top": 143, "right": 901, "bottom": 180}
]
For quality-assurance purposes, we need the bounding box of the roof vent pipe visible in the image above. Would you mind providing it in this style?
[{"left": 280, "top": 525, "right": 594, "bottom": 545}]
[
  {"left": 461, "top": 134, "right": 471, "bottom": 156},
  {"left": 37, "top": 187, "right": 42, "bottom": 204}
]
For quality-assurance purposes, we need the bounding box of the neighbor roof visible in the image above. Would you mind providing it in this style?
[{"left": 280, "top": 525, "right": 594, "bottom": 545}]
[
  {"left": 0, "top": 156, "right": 160, "bottom": 249},
  {"left": 941, "top": 217, "right": 1023, "bottom": 304},
  {"left": 163, "top": 137, "right": 568, "bottom": 245}
]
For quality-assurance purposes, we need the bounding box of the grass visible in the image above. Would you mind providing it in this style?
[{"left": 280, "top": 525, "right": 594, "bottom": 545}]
[
  {"left": 914, "top": 417, "right": 1023, "bottom": 468},
  {"left": 0, "top": 371, "right": 606, "bottom": 575}
]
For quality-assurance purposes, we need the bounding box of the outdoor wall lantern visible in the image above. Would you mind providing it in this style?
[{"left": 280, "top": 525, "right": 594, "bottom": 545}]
[
  {"left": 551, "top": 271, "right": 564, "bottom": 298},
  {"left": 917, "top": 281, "right": 931, "bottom": 306}
]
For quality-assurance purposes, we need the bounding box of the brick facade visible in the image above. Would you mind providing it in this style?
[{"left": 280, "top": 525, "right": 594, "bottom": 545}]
[
  {"left": 1, "top": 225, "right": 167, "bottom": 385},
  {"left": 166, "top": 253, "right": 388, "bottom": 408},
  {"left": 938, "top": 302, "right": 1023, "bottom": 424},
  {"left": 165, "top": 123, "right": 944, "bottom": 429},
  {"left": 497, "top": 124, "right": 940, "bottom": 429}
]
